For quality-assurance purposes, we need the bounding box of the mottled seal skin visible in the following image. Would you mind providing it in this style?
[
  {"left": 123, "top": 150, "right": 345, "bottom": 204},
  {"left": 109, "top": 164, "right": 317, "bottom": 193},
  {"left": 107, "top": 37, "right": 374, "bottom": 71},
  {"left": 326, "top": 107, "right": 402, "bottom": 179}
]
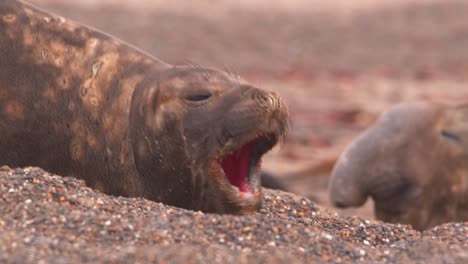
[
  {"left": 0, "top": 0, "right": 288, "bottom": 214},
  {"left": 329, "top": 102, "right": 467, "bottom": 230}
]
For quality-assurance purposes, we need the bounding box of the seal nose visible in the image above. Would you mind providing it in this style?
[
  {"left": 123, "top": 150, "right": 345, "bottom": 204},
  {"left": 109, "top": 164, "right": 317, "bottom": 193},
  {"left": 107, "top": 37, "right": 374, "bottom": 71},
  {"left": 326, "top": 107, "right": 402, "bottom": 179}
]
[
  {"left": 250, "top": 89, "right": 282, "bottom": 112},
  {"left": 266, "top": 91, "right": 281, "bottom": 110}
]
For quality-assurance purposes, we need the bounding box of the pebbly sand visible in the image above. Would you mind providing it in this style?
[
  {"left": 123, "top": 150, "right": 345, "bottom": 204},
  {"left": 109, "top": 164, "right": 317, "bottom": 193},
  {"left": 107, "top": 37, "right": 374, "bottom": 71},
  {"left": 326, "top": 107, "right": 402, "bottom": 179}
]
[{"left": 0, "top": 166, "right": 466, "bottom": 263}]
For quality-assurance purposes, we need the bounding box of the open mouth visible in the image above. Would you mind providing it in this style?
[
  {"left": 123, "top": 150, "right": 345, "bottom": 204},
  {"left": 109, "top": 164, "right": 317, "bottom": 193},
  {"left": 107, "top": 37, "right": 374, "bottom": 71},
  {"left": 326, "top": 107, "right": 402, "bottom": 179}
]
[{"left": 217, "top": 133, "right": 278, "bottom": 196}]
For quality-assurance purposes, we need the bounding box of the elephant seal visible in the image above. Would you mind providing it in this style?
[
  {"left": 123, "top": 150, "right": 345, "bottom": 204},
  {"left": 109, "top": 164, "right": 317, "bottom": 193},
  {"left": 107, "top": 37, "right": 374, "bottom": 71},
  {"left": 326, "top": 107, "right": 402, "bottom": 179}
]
[
  {"left": 0, "top": 0, "right": 288, "bottom": 214},
  {"left": 329, "top": 102, "right": 467, "bottom": 230}
]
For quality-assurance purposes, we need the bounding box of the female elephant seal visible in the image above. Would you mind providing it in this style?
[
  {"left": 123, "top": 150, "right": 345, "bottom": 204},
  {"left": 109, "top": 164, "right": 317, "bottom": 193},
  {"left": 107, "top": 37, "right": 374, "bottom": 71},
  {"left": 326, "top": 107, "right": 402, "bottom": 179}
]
[
  {"left": 0, "top": 0, "right": 288, "bottom": 214},
  {"left": 329, "top": 102, "right": 467, "bottom": 230}
]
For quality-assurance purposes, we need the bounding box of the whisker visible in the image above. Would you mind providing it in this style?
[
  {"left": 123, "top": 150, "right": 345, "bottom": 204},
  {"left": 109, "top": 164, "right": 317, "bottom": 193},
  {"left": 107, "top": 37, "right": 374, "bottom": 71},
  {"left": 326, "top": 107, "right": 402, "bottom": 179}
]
[
  {"left": 222, "top": 64, "right": 234, "bottom": 78},
  {"left": 184, "top": 59, "right": 212, "bottom": 81},
  {"left": 223, "top": 63, "right": 241, "bottom": 86}
]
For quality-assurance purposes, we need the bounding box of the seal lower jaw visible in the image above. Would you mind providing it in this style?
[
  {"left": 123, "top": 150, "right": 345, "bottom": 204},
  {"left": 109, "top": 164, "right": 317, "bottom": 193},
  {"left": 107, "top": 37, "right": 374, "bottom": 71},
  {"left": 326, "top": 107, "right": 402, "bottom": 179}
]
[{"left": 212, "top": 133, "right": 278, "bottom": 202}]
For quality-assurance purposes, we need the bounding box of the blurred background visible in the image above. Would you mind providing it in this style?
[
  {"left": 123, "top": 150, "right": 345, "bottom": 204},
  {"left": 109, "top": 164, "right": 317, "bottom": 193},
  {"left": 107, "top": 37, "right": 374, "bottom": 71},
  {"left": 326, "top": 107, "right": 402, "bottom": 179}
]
[{"left": 29, "top": 0, "right": 468, "bottom": 218}]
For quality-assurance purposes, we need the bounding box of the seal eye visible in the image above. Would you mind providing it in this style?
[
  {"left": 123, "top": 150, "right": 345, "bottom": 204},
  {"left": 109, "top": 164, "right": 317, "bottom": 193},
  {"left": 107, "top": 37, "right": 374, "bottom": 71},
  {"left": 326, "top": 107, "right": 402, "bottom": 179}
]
[
  {"left": 185, "top": 92, "right": 212, "bottom": 102},
  {"left": 441, "top": 130, "right": 463, "bottom": 143}
]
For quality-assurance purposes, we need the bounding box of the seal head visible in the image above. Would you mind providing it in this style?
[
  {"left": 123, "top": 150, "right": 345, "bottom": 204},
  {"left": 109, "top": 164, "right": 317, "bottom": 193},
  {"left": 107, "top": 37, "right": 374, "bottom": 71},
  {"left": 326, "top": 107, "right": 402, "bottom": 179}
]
[
  {"left": 130, "top": 66, "right": 288, "bottom": 214},
  {"left": 0, "top": 0, "right": 288, "bottom": 215},
  {"left": 329, "top": 102, "right": 467, "bottom": 230}
]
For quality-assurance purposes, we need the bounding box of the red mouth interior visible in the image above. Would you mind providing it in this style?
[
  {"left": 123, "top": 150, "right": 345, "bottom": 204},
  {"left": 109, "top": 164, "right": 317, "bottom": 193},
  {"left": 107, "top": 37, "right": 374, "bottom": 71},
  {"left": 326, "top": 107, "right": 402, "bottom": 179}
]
[{"left": 220, "top": 140, "right": 257, "bottom": 193}]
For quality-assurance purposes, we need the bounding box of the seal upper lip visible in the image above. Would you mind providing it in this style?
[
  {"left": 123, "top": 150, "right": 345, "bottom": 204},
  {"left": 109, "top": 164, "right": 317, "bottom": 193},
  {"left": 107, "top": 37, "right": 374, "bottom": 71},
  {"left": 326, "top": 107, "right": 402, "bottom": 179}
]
[{"left": 217, "top": 133, "right": 278, "bottom": 196}]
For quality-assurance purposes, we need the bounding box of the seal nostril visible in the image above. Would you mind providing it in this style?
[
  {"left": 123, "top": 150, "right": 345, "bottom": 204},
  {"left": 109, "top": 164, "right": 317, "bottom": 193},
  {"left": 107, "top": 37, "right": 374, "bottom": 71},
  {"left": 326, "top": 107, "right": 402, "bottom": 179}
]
[
  {"left": 255, "top": 92, "right": 280, "bottom": 111},
  {"left": 267, "top": 95, "right": 275, "bottom": 107},
  {"left": 267, "top": 93, "right": 281, "bottom": 109}
]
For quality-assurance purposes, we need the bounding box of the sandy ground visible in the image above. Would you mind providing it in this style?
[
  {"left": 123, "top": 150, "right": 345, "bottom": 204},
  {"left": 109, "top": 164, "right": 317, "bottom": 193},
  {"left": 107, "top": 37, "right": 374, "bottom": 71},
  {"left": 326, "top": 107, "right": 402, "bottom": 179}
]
[{"left": 1, "top": 166, "right": 466, "bottom": 263}]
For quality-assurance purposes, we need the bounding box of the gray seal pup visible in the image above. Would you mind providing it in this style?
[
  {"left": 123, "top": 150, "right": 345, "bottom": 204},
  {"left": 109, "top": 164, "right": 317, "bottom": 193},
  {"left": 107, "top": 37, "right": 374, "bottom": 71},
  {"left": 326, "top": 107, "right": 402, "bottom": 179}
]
[
  {"left": 0, "top": 0, "right": 288, "bottom": 214},
  {"left": 329, "top": 102, "right": 467, "bottom": 230}
]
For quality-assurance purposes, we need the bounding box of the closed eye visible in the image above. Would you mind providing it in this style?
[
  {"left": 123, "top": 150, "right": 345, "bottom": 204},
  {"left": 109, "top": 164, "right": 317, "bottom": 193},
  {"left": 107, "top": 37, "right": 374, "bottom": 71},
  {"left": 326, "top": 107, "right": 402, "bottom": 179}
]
[
  {"left": 186, "top": 94, "right": 212, "bottom": 101},
  {"left": 441, "top": 130, "right": 463, "bottom": 143}
]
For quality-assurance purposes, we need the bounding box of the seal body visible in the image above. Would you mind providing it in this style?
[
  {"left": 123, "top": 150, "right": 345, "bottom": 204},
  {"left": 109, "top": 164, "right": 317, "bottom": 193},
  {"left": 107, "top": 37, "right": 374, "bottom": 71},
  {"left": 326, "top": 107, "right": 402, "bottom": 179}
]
[
  {"left": 0, "top": 0, "right": 288, "bottom": 214},
  {"left": 329, "top": 102, "right": 468, "bottom": 230}
]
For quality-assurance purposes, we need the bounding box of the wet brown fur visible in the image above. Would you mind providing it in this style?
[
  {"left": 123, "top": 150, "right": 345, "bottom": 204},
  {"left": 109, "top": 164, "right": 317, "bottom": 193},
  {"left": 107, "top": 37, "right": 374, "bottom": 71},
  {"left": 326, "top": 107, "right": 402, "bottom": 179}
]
[
  {"left": 329, "top": 102, "right": 467, "bottom": 230},
  {"left": 0, "top": 0, "right": 288, "bottom": 214}
]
